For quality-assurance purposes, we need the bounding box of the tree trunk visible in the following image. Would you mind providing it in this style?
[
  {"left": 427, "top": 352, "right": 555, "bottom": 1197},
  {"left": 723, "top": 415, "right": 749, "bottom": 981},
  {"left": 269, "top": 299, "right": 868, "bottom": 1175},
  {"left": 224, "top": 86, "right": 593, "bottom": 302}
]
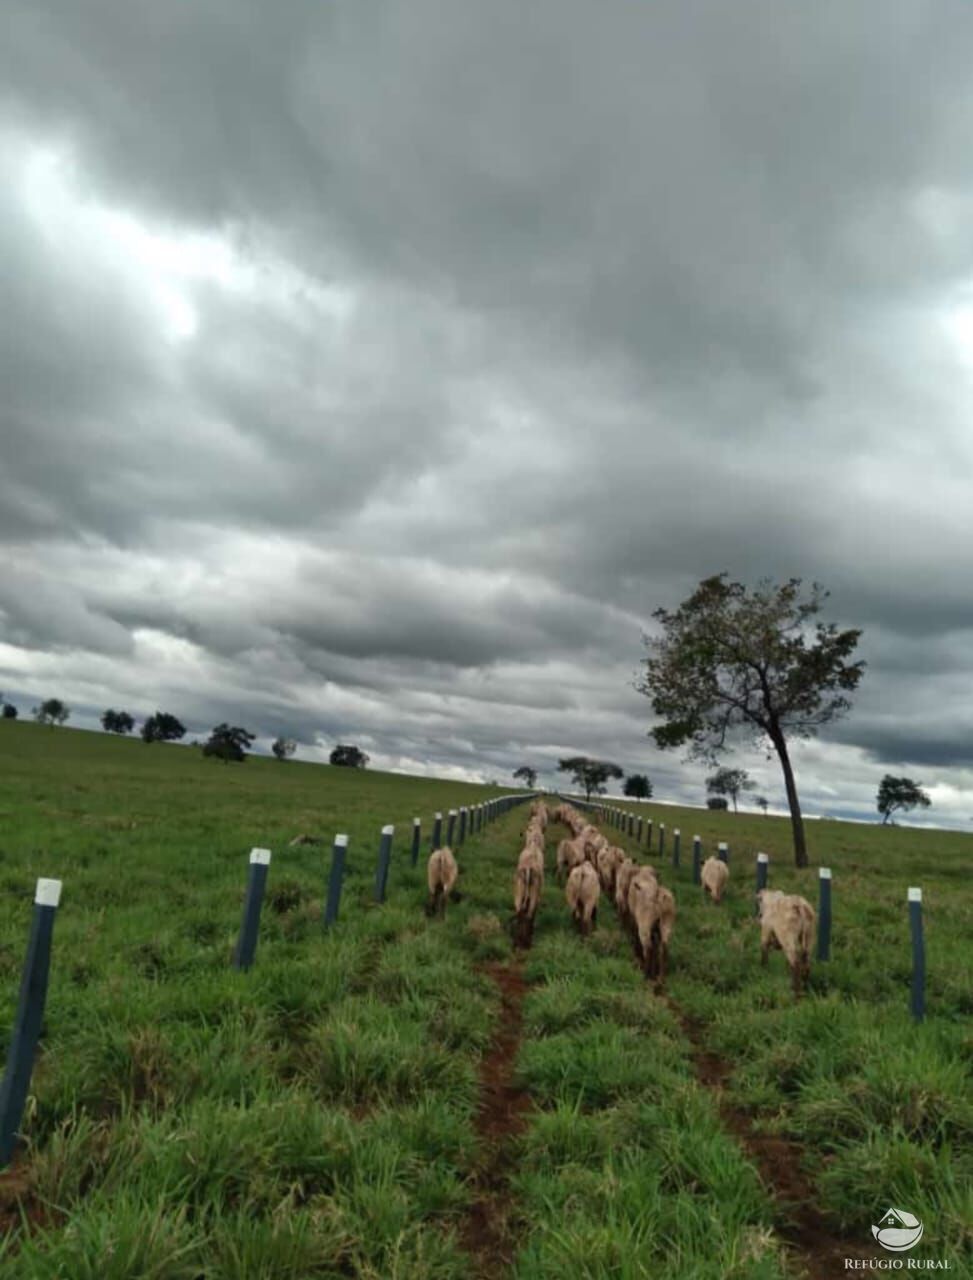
[{"left": 770, "top": 727, "right": 808, "bottom": 867}]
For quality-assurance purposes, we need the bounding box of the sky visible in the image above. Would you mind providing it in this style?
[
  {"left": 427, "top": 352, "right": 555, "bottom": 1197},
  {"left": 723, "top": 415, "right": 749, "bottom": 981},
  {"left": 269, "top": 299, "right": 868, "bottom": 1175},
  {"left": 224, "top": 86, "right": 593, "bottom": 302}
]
[{"left": 3, "top": 1, "right": 973, "bottom": 827}]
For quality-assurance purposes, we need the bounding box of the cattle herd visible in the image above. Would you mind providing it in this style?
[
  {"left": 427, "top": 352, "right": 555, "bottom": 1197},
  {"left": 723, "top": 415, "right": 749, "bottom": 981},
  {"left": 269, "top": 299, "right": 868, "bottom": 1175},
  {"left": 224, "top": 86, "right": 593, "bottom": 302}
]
[{"left": 427, "top": 798, "right": 817, "bottom": 996}]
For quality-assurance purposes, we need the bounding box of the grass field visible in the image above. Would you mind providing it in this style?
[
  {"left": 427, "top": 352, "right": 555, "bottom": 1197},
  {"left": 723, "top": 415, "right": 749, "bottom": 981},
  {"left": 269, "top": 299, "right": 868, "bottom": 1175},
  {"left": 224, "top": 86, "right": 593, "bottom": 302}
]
[{"left": 0, "top": 722, "right": 970, "bottom": 1277}]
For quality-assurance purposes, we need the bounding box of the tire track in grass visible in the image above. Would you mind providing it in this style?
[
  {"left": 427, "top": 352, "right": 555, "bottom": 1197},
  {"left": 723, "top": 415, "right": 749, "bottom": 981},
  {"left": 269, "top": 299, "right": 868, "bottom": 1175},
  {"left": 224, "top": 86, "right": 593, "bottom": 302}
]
[
  {"left": 460, "top": 959, "right": 532, "bottom": 1279},
  {"left": 670, "top": 1003, "right": 884, "bottom": 1280}
]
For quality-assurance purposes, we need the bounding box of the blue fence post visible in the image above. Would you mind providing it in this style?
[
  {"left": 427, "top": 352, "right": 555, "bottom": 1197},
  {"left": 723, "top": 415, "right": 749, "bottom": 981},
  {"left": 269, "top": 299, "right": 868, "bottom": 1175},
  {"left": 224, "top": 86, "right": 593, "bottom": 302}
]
[
  {"left": 817, "top": 867, "right": 832, "bottom": 961},
  {"left": 672, "top": 829, "right": 681, "bottom": 868},
  {"left": 446, "top": 809, "right": 457, "bottom": 846},
  {"left": 909, "top": 887, "right": 925, "bottom": 1022},
  {"left": 659, "top": 823, "right": 666, "bottom": 858},
  {"left": 323, "top": 834, "right": 348, "bottom": 928},
  {"left": 234, "top": 848, "right": 271, "bottom": 971},
  {"left": 431, "top": 812, "right": 443, "bottom": 849},
  {"left": 458, "top": 807, "right": 468, "bottom": 846},
  {"left": 755, "top": 852, "right": 768, "bottom": 913},
  {"left": 411, "top": 818, "right": 421, "bottom": 866},
  {"left": 0, "top": 878, "right": 62, "bottom": 1168},
  {"left": 717, "top": 841, "right": 729, "bottom": 865},
  {"left": 374, "top": 825, "right": 394, "bottom": 903},
  {"left": 692, "top": 835, "right": 702, "bottom": 885},
  {"left": 627, "top": 813, "right": 634, "bottom": 837}
]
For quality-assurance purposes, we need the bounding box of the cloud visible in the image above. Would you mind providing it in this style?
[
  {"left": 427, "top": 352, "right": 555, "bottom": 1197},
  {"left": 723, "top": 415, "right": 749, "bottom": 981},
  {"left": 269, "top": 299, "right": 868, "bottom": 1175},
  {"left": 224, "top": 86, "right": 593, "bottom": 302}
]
[{"left": 2, "top": 2, "right": 973, "bottom": 825}]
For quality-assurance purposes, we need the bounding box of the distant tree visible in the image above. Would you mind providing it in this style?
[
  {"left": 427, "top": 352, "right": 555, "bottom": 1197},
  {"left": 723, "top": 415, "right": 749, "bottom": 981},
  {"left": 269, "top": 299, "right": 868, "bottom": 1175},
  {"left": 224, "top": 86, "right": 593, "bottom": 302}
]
[
  {"left": 2, "top": 703, "right": 16, "bottom": 720},
  {"left": 623, "top": 774, "right": 652, "bottom": 799},
  {"left": 141, "top": 712, "right": 186, "bottom": 744},
  {"left": 636, "top": 574, "right": 865, "bottom": 867},
  {"left": 33, "top": 698, "right": 69, "bottom": 726},
  {"left": 557, "top": 756, "right": 624, "bottom": 801},
  {"left": 755, "top": 795, "right": 769, "bottom": 815},
  {"left": 330, "top": 744, "right": 369, "bottom": 768},
  {"left": 101, "top": 709, "right": 135, "bottom": 734},
  {"left": 707, "top": 797, "right": 729, "bottom": 811},
  {"left": 513, "top": 766, "right": 538, "bottom": 789},
  {"left": 877, "top": 775, "right": 931, "bottom": 826},
  {"left": 202, "top": 724, "right": 255, "bottom": 763},
  {"left": 705, "top": 766, "right": 756, "bottom": 814},
  {"left": 271, "top": 736, "right": 297, "bottom": 761}
]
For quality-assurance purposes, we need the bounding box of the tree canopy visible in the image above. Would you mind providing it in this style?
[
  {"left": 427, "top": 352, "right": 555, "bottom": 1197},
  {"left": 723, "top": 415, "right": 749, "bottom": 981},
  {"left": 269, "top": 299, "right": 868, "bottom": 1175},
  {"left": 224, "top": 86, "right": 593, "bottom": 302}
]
[
  {"left": 2, "top": 703, "right": 16, "bottom": 720},
  {"left": 33, "top": 698, "right": 69, "bottom": 726},
  {"left": 330, "top": 744, "right": 370, "bottom": 768},
  {"left": 513, "top": 766, "right": 538, "bottom": 789},
  {"left": 141, "top": 712, "right": 186, "bottom": 744},
  {"left": 623, "top": 774, "right": 652, "bottom": 799},
  {"left": 637, "top": 574, "right": 864, "bottom": 866},
  {"left": 202, "top": 724, "right": 255, "bottom": 763},
  {"left": 101, "top": 709, "right": 135, "bottom": 734},
  {"left": 705, "top": 765, "right": 755, "bottom": 813},
  {"left": 271, "top": 736, "right": 297, "bottom": 761},
  {"left": 877, "top": 775, "right": 931, "bottom": 825},
  {"left": 557, "top": 756, "right": 624, "bottom": 801}
]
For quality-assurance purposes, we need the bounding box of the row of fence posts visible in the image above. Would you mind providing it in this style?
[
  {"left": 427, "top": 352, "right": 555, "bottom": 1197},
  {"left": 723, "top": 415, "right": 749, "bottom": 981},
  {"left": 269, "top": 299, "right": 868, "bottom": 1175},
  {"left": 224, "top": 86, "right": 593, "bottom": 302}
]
[
  {"left": 587, "top": 799, "right": 927, "bottom": 1024},
  {"left": 0, "top": 791, "right": 537, "bottom": 1170}
]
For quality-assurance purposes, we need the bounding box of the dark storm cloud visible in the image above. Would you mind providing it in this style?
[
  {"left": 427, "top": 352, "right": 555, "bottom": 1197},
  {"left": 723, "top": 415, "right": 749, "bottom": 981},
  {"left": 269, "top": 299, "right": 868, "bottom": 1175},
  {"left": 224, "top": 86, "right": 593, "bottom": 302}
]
[{"left": 3, "top": 2, "right": 973, "bottom": 824}]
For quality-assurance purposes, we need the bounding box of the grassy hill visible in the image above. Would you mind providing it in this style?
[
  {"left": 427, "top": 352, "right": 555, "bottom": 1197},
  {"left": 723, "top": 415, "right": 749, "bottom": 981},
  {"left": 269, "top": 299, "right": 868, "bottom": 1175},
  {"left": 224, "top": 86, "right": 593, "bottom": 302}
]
[{"left": 0, "top": 722, "right": 970, "bottom": 1276}]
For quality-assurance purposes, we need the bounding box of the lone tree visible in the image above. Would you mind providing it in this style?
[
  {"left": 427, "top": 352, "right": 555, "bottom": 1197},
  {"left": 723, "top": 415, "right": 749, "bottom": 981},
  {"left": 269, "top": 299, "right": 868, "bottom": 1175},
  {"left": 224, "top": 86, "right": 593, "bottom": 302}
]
[
  {"left": 624, "top": 774, "right": 653, "bottom": 799},
  {"left": 203, "top": 724, "right": 255, "bottom": 763},
  {"left": 271, "top": 736, "right": 297, "bottom": 761},
  {"left": 330, "top": 744, "right": 369, "bottom": 768},
  {"left": 755, "top": 795, "right": 769, "bottom": 815},
  {"left": 636, "top": 575, "right": 865, "bottom": 867},
  {"left": 557, "top": 756, "right": 624, "bottom": 801},
  {"left": 2, "top": 702, "right": 16, "bottom": 720},
  {"left": 141, "top": 712, "right": 186, "bottom": 744},
  {"left": 877, "top": 775, "right": 931, "bottom": 825},
  {"left": 705, "top": 766, "right": 755, "bottom": 814},
  {"left": 33, "top": 698, "right": 69, "bottom": 726},
  {"left": 101, "top": 709, "right": 135, "bottom": 734},
  {"left": 513, "top": 766, "right": 538, "bottom": 789}
]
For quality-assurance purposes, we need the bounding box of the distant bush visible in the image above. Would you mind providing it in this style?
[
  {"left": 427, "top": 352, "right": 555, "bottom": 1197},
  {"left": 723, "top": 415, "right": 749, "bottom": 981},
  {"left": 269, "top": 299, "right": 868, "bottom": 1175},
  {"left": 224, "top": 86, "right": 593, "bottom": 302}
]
[
  {"left": 706, "top": 796, "right": 729, "bottom": 811},
  {"left": 272, "top": 736, "right": 297, "bottom": 761},
  {"left": 330, "top": 744, "right": 369, "bottom": 768},
  {"left": 2, "top": 703, "right": 16, "bottom": 720}
]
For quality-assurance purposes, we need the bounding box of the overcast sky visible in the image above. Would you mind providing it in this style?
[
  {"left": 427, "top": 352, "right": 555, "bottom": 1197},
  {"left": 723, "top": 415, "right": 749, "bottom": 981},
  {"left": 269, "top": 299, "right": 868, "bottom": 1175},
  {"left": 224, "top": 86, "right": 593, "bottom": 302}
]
[{"left": 3, "top": 2, "right": 973, "bottom": 826}]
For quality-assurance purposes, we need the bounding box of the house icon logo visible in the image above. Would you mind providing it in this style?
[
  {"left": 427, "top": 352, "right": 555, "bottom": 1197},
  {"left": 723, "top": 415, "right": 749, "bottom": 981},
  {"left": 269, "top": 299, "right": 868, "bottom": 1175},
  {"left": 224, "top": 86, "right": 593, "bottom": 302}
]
[{"left": 872, "top": 1207, "right": 924, "bottom": 1252}]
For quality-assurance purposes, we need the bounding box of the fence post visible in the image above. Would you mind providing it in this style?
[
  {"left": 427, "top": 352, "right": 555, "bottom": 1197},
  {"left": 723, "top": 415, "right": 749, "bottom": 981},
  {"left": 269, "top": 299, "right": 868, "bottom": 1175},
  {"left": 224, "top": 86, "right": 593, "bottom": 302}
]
[
  {"left": 645, "top": 820, "right": 653, "bottom": 850},
  {"left": 446, "top": 809, "right": 457, "bottom": 846},
  {"left": 692, "top": 835, "right": 702, "bottom": 885},
  {"left": 234, "top": 849, "right": 271, "bottom": 971},
  {"left": 323, "top": 835, "right": 348, "bottom": 928},
  {"left": 672, "top": 829, "right": 681, "bottom": 868},
  {"left": 374, "top": 825, "right": 394, "bottom": 903},
  {"left": 659, "top": 823, "right": 666, "bottom": 858},
  {"left": 718, "top": 841, "right": 729, "bottom": 865},
  {"left": 817, "top": 867, "right": 832, "bottom": 961},
  {"left": 411, "top": 818, "right": 421, "bottom": 866},
  {"left": 627, "top": 813, "right": 634, "bottom": 837},
  {"left": 909, "top": 887, "right": 925, "bottom": 1022},
  {"left": 458, "top": 807, "right": 468, "bottom": 845},
  {"left": 0, "top": 878, "right": 62, "bottom": 1168},
  {"left": 755, "top": 852, "right": 768, "bottom": 913},
  {"left": 431, "top": 812, "right": 443, "bottom": 850},
  {"left": 637, "top": 816, "right": 643, "bottom": 843}
]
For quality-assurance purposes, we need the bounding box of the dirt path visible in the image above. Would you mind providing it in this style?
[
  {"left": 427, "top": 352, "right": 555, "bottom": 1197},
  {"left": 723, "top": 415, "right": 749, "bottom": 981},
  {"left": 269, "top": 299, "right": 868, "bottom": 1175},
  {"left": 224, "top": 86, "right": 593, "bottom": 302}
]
[
  {"left": 671, "top": 1004, "right": 884, "bottom": 1279},
  {"left": 460, "top": 960, "right": 532, "bottom": 1279}
]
